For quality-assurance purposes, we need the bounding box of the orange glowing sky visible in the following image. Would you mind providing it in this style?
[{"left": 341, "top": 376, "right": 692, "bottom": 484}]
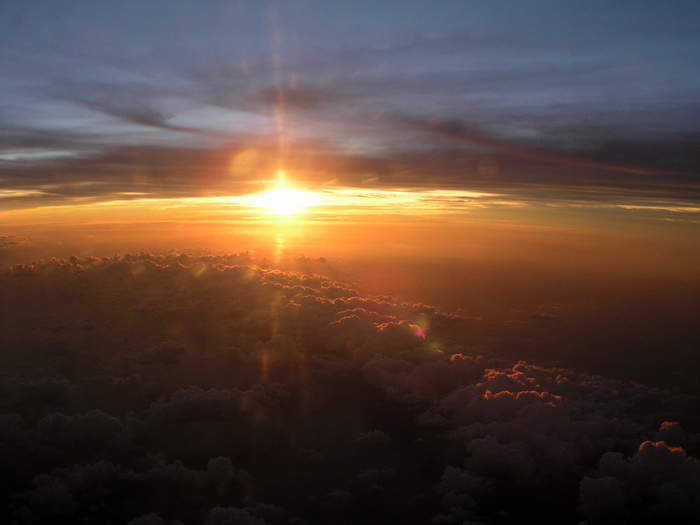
[{"left": 2, "top": 175, "right": 699, "bottom": 311}]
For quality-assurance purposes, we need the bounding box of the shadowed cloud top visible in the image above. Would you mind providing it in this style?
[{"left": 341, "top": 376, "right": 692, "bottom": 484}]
[{"left": 1, "top": 253, "right": 699, "bottom": 523}]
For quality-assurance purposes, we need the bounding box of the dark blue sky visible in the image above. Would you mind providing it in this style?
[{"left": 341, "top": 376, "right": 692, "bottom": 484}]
[{"left": 2, "top": 1, "right": 700, "bottom": 203}]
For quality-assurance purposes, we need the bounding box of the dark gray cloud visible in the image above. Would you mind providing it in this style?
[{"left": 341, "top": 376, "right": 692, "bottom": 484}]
[
  {"left": 409, "top": 117, "right": 700, "bottom": 182},
  {"left": 579, "top": 440, "right": 700, "bottom": 523},
  {"left": 1, "top": 253, "right": 698, "bottom": 523}
]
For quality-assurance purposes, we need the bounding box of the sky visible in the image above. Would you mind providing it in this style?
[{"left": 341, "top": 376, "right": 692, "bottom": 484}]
[
  {"left": 1, "top": 2, "right": 700, "bottom": 524},
  {"left": 2, "top": 1, "right": 700, "bottom": 203}
]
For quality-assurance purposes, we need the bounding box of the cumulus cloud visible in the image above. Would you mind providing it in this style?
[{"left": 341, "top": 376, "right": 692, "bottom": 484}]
[
  {"left": 0, "top": 253, "right": 698, "bottom": 524},
  {"left": 579, "top": 439, "right": 700, "bottom": 523},
  {"left": 205, "top": 506, "right": 266, "bottom": 525},
  {"left": 355, "top": 429, "right": 391, "bottom": 445}
]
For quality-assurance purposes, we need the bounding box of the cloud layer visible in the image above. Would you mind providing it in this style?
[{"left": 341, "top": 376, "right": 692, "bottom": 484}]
[{"left": 1, "top": 253, "right": 698, "bottom": 524}]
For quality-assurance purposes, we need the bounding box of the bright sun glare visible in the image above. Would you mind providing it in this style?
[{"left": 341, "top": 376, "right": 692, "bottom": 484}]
[{"left": 246, "top": 185, "right": 320, "bottom": 216}]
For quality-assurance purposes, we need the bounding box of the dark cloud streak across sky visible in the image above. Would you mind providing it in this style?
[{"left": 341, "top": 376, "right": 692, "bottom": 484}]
[{"left": 1, "top": 1, "right": 699, "bottom": 204}]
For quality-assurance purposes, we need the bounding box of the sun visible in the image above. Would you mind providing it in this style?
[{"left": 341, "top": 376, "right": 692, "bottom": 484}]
[{"left": 245, "top": 184, "right": 320, "bottom": 216}]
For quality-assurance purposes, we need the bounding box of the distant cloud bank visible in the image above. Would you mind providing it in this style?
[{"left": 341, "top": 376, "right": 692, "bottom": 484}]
[{"left": 0, "top": 235, "right": 29, "bottom": 247}]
